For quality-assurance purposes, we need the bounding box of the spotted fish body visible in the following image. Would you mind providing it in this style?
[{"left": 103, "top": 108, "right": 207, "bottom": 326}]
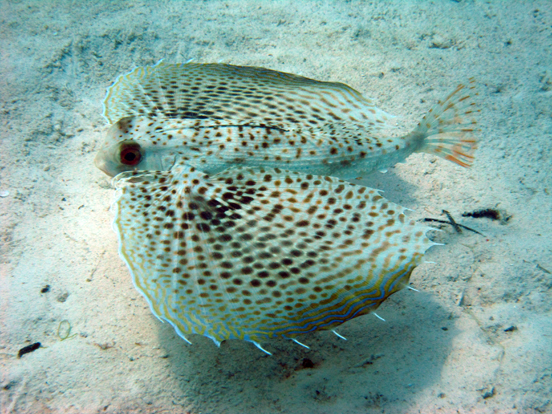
[
  {"left": 112, "top": 163, "right": 435, "bottom": 349},
  {"left": 95, "top": 61, "right": 479, "bottom": 179}
]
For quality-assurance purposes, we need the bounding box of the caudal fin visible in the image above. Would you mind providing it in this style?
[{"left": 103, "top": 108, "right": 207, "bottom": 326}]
[{"left": 414, "top": 78, "right": 480, "bottom": 168}]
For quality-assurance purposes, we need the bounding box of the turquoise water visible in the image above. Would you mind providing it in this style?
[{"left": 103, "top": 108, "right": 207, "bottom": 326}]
[{"left": 1, "top": 1, "right": 551, "bottom": 413}]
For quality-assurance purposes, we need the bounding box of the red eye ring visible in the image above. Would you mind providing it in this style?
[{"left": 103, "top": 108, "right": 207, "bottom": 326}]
[{"left": 119, "top": 144, "right": 142, "bottom": 166}]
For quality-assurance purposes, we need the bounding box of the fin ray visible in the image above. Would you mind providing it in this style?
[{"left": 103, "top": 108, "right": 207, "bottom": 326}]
[
  {"left": 414, "top": 78, "right": 480, "bottom": 167},
  {"left": 103, "top": 61, "right": 393, "bottom": 131}
]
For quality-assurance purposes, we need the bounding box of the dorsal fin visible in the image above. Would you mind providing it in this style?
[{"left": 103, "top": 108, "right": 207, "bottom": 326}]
[{"left": 103, "top": 61, "right": 393, "bottom": 131}]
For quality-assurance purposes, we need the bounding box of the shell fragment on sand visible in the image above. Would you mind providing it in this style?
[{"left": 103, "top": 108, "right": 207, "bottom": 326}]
[{"left": 111, "top": 163, "right": 435, "bottom": 348}]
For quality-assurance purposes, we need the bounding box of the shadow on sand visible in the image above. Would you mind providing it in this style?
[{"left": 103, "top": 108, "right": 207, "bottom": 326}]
[{"left": 158, "top": 284, "right": 454, "bottom": 414}]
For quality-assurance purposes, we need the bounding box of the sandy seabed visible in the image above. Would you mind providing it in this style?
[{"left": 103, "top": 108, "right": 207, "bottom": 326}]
[{"left": 1, "top": 1, "right": 551, "bottom": 413}]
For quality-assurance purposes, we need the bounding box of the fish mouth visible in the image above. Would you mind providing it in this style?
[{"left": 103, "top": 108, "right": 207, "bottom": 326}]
[{"left": 94, "top": 150, "right": 114, "bottom": 177}]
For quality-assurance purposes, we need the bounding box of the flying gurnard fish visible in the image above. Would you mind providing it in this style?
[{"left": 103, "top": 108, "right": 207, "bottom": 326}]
[
  {"left": 95, "top": 62, "right": 479, "bottom": 353},
  {"left": 95, "top": 61, "right": 479, "bottom": 179}
]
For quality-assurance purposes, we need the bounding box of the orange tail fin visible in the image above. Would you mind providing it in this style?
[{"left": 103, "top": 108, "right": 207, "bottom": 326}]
[{"left": 414, "top": 78, "right": 480, "bottom": 168}]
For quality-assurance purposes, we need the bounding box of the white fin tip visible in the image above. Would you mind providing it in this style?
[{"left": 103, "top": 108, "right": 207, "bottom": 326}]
[
  {"left": 407, "top": 286, "right": 420, "bottom": 292},
  {"left": 209, "top": 337, "right": 221, "bottom": 347},
  {"left": 291, "top": 338, "right": 310, "bottom": 349},
  {"left": 424, "top": 261, "right": 437, "bottom": 264},
  {"left": 168, "top": 322, "right": 192, "bottom": 344},
  {"left": 332, "top": 330, "right": 347, "bottom": 340},
  {"left": 252, "top": 341, "right": 272, "bottom": 355},
  {"left": 373, "top": 313, "right": 386, "bottom": 322}
]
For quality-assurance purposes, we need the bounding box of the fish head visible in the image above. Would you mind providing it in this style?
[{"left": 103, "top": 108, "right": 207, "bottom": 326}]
[{"left": 95, "top": 116, "right": 186, "bottom": 177}]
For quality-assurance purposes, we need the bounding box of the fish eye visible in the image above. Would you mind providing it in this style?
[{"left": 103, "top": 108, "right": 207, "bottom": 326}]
[{"left": 119, "top": 143, "right": 142, "bottom": 166}]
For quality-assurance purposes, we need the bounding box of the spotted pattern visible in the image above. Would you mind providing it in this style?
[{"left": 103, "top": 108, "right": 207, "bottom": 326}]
[
  {"left": 95, "top": 116, "right": 397, "bottom": 178},
  {"left": 96, "top": 63, "right": 479, "bottom": 179},
  {"left": 103, "top": 61, "right": 392, "bottom": 127},
  {"left": 113, "top": 163, "right": 434, "bottom": 343}
]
